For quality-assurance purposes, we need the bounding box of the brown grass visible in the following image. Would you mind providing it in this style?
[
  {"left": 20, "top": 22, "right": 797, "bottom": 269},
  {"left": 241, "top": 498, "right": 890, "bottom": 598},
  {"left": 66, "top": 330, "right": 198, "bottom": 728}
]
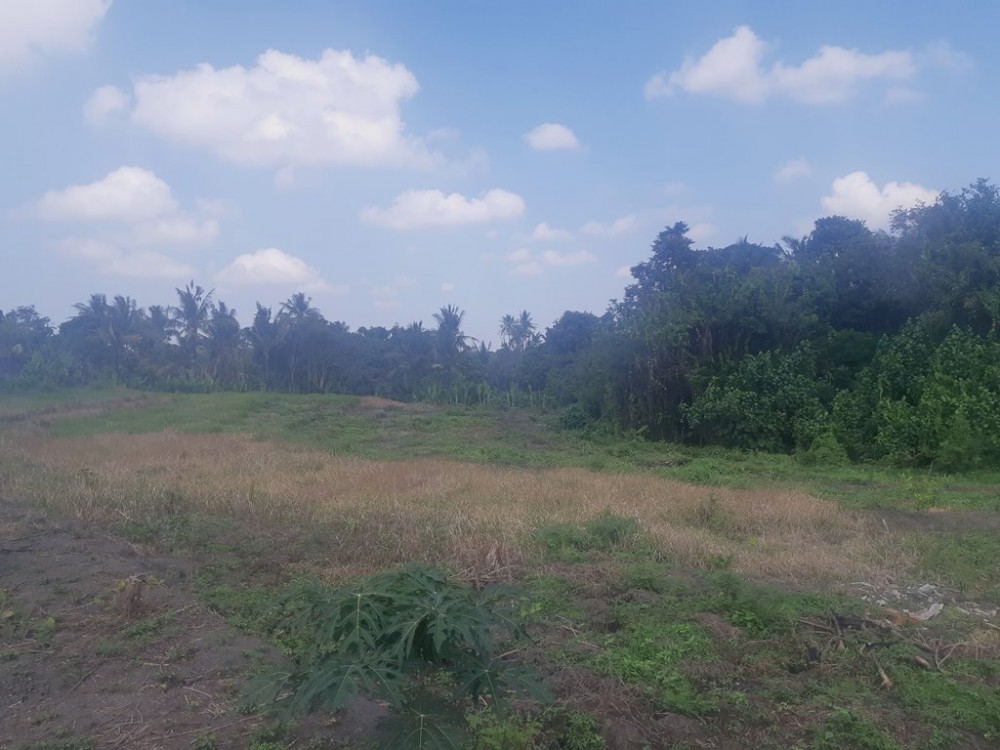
[{"left": 1, "top": 431, "right": 906, "bottom": 584}]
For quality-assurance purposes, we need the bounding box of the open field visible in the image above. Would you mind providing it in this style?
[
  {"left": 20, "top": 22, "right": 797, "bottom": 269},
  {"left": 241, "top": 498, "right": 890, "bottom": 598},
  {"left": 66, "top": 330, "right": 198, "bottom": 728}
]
[{"left": 1, "top": 389, "right": 998, "bottom": 749}]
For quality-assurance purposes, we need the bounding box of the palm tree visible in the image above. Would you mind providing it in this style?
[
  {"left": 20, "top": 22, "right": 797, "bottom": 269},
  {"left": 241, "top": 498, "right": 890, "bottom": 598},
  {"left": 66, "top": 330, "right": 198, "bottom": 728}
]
[
  {"left": 277, "top": 293, "right": 323, "bottom": 391},
  {"left": 433, "top": 304, "right": 471, "bottom": 359},
  {"left": 106, "top": 295, "right": 145, "bottom": 381},
  {"left": 206, "top": 301, "right": 244, "bottom": 388},
  {"left": 279, "top": 292, "right": 320, "bottom": 322},
  {"left": 172, "top": 281, "right": 214, "bottom": 373},
  {"left": 248, "top": 303, "right": 281, "bottom": 388},
  {"left": 499, "top": 310, "right": 538, "bottom": 351}
]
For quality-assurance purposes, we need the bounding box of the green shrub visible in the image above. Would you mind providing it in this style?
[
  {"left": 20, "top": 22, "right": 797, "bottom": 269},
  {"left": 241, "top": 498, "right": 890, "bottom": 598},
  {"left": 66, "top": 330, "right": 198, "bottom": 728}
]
[{"left": 250, "top": 566, "right": 548, "bottom": 748}]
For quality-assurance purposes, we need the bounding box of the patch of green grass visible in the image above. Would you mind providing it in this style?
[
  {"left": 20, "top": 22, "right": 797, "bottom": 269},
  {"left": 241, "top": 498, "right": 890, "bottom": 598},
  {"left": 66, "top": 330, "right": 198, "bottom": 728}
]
[
  {"left": 812, "top": 709, "right": 902, "bottom": 750},
  {"left": 708, "top": 571, "right": 844, "bottom": 637},
  {"left": 122, "top": 611, "right": 176, "bottom": 642},
  {"left": 586, "top": 603, "right": 717, "bottom": 716},
  {"left": 905, "top": 532, "right": 1000, "bottom": 600},
  {"left": 524, "top": 576, "right": 585, "bottom": 621},
  {"left": 619, "top": 561, "right": 672, "bottom": 593},
  {"left": 892, "top": 663, "right": 1000, "bottom": 736},
  {"left": 198, "top": 583, "right": 277, "bottom": 635},
  {"left": 0, "top": 385, "right": 136, "bottom": 419},
  {"left": 534, "top": 513, "right": 641, "bottom": 562}
]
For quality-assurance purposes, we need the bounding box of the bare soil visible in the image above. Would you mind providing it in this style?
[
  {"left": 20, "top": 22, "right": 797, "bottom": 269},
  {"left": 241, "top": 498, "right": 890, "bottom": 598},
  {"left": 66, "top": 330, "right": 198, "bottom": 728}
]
[{"left": 0, "top": 501, "right": 383, "bottom": 750}]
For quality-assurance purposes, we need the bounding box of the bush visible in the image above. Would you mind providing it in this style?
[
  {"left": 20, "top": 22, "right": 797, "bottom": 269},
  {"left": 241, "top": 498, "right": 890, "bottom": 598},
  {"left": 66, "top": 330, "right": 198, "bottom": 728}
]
[{"left": 251, "top": 566, "right": 548, "bottom": 748}]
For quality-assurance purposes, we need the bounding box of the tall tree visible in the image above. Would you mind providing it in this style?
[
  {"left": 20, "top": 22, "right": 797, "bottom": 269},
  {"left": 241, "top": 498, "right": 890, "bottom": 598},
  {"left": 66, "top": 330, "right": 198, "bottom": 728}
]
[{"left": 172, "top": 282, "right": 214, "bottom": 374}]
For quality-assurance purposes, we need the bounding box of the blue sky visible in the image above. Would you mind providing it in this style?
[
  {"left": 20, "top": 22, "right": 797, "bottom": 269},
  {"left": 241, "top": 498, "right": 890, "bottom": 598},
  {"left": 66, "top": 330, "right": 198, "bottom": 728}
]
[{"left": 2, "top": 0, "right": 996, "bottom": 344}]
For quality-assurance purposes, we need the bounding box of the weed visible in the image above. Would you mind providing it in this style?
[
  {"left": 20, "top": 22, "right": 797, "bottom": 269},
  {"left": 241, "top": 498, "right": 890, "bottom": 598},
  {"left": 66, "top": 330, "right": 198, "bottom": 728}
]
[
  {"left": 589, "top": 611, "right": 716, "bottom": 716},
  {"left": 524, "top": 576, "right": 584, "bottom": 621},
  {"left": 535, "top": 513, "right": 641, "bottom": 561},
  {"left": 122, "top": 611, "right": 175, "bottom": 641},
  {"left": 812, "top": 709, "right": 901, "bottom": 750},
  {"left": 584, "top": 512, "right": 640, "bottom": 549},
  {"left": 620, "top": 562, "right": 671, "bottom": 593},
  {"left": 250, "top": 566, "right": 548, "bottom": 747},
  {"left": 893, "top": 664, "right": 1000, "bottom": 735},
  {"left": 466, "top": 709, "right": 540, "bottom": 750},
  {"left": 536, "top": 707, "right": 606, "bottom": 750}
]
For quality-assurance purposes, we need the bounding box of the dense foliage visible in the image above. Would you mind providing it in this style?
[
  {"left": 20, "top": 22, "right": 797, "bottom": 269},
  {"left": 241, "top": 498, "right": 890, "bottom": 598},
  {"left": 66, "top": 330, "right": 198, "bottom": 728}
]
[{"left": 5, "top": 179, "right": 1000, "bottom": 469}]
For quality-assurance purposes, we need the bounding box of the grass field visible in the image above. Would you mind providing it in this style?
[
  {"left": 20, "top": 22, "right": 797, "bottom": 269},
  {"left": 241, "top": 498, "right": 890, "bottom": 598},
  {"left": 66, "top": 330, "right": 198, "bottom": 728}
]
[{"left": 1, "top": 388, "right": 998, "bottom": 749}]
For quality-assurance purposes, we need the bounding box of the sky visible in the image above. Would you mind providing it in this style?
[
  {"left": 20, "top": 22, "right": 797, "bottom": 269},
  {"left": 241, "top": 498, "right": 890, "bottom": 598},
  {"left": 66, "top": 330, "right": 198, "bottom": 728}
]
[{"left": 1, "top": 0, "right": 997, "bottom": 345}]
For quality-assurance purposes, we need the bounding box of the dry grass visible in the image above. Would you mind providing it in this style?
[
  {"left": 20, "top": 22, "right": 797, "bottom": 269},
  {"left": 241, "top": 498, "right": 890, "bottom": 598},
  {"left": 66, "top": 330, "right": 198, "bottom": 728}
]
[{"left": 1, "top": 430, "right": 906, "bottom": 584}]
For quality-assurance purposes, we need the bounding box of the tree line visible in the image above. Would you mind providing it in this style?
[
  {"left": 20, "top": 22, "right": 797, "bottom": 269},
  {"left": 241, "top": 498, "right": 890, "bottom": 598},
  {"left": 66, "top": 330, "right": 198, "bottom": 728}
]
[{"left": 4, "top": 179, "right": 1000, "bottom": 469}]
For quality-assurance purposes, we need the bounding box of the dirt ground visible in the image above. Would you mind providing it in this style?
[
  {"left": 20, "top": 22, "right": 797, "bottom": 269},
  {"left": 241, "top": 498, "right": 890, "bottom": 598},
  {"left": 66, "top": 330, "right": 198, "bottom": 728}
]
[{"left": 0, "top": 501, "right": 383, "bottom": 750}]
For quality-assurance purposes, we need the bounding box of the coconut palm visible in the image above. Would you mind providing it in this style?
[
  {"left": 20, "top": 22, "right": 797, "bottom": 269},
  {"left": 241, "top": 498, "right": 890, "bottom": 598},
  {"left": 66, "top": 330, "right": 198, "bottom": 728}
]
[
  {"left": 433, "top": 304, "right": 471, "bottom": 359},
  {"left": 172, "top": 281, "right": 214, "bottom": 373}
]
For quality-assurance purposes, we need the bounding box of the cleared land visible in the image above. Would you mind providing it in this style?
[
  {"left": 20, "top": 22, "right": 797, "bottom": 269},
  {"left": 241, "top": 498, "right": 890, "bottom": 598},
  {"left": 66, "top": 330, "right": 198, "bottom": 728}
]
[{"left": 1, "top": 390, "right": 998, "bottom": 750}]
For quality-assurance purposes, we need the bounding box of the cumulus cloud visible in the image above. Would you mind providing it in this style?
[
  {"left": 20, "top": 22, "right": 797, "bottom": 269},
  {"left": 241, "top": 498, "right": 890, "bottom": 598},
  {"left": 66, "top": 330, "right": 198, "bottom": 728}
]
[
  {"left": 524, "top": 122, "right": 581, "bottom": 151},
  {"left": 531, "top": 222, "right": 572, "bottom": 241},
  {"left": 361, "top": 188, "right": 525, "bottom": 229},
  {"left": 102, "top": 250, "right": 197, "bottom": 279},
  {"left": 774, "top": 159, "right": 812, "bottom": 182},
  {"left": 820, "top": 171, "right": 938, "bottom": 230},
  {"left": 504, "top": 246, "right": 595, "bottom": 277},
  {"left": 645, "top": 26, "right": 916, "bottom": 104},
  {"left": 113, "top": 48, "right": 433, "bottom": 169},
  {"left": 512, "top": 261, "right": 543, "bottom": 277},
  {"left": 84, "top": 84, "right": 129, "bottom": 125},
  {"left": 0, "top": 0, "right": 110, "bottom": 73},
  {"left": 581, "top": 214, "right": 637, "bottom": 237},
  {"left": 687, "top": 223, "right": 719, "bottom": 243},
  {"left": 39, "top": 167, "right": 224, "bottom": 279},
  {"left": 540, "top": 249, "right": 596, "bottom": 267},
  {"left": 60, "top": 239, "right": 195, "bottom": 279},
  {"left": 131, "top": 216, "right": 219, "bottom": 246},
  {"left": 37, "top": 167, "right": 178, "bottom": 222},
  {"left": 215, "top": 247, "right": 328, "bottom": 289},
  {"left": 615, "top": 265, "right": 633, "bottom": 279}
]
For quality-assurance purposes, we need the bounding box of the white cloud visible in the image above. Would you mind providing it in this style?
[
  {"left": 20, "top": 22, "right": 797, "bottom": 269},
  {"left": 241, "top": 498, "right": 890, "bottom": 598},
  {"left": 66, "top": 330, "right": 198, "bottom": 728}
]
[
  {"left": 131, "top": 216, "right": 219, "bottom": 246},
  {"left": 216, "top": 247, "right": 328, "bottom": 289},
  {"left": 925, "top": 41, "right": 974, "bottom": 72},
  {"left": 512, "top": 261, "right": 543, "bottom": 277},
  {"left": 103, "top": 250, "right": 196, "bottom": 279},
  {"left": 120, "top": 48, "right": 433, "bottom": 168},
  {"left": 615, "top": 265, "right": 633, "bottom": 279},
  {"left": 440, "top": 281, "right": 455, "bottom": 292},
  {"left": 60, "top": 238, "right": 195, "bottom": 279},
  {"left": 531, "top": 222, "right": 572, "bottom": 241},
  {"left": 646, "top": 26, "right": 916, "bottom": 105},
  {"left": 581, "top": 214, "right": 637, "bottom": 237},
  {"left": 361, "top": 188, "right": 525, "bottom": 230},
  {"left": 60, "top": 237, "right": 118, "bottom": 262},
  {"left": 524, "top": 122, "right": 581, "bottom": 151},
  {"left": 37, "top": 167, "right": 178, "bottom": 222},
  {"left": 505, "top": 248, "right": 532, "bottom": 262},
  {"left": 84, "top": 84, "right": 129, "bottom": 125},
  {"left": 541, "top": 249, "right": 596, "bottom": 267},
  {"left": 0, "top": 0, "right": 110, "bottom": 74},
  {"left": 505, "top": 246, "right": 595, "bottom": 277},
  {"left": 687, "top": 223, "right": 719, "bottom": 243},
  {"left": 820, "top": 171, "right": 938, "bottom": 230},
  {"left": 774, "top": 159, "right": 812, "bottom": 182}
]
